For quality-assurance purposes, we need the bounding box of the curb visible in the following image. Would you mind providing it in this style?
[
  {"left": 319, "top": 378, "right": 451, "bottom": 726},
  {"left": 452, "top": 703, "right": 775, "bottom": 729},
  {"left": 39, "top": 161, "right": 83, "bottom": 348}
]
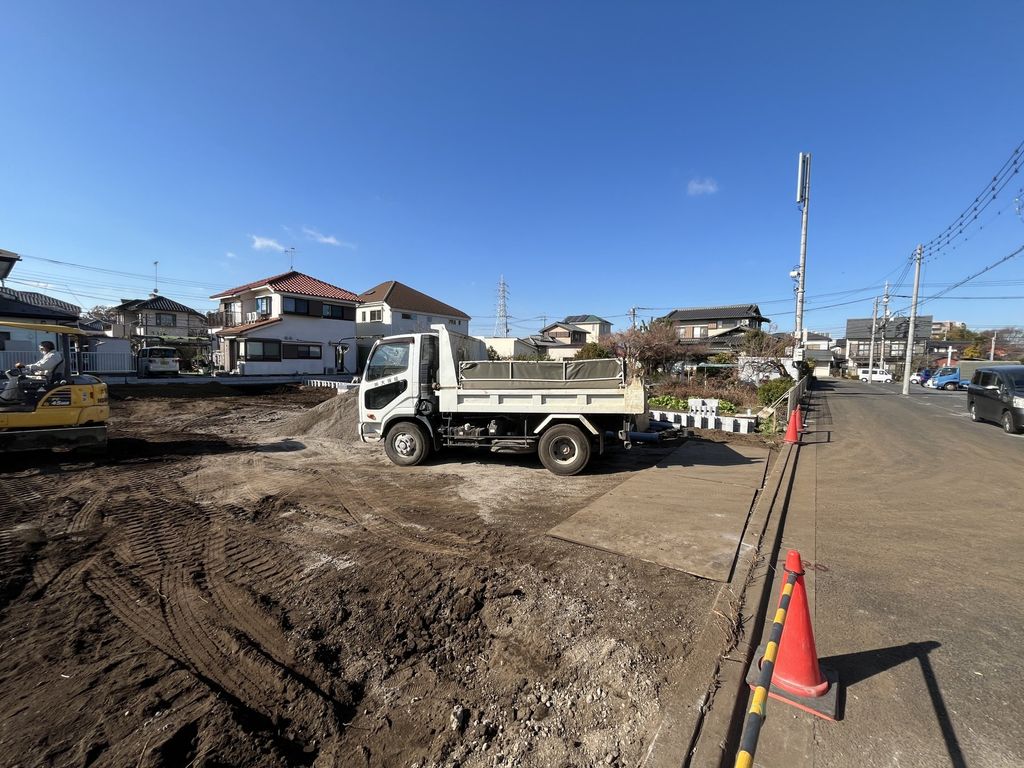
[{"left": 640, "top": 438, "right": 799, "bottom": 768}]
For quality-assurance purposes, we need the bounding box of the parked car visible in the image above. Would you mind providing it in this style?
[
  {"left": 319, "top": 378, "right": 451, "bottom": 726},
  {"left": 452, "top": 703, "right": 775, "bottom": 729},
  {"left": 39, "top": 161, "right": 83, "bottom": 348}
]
[
  {"left": 136, "top": 346, "right": 180, "bottom": 377},
  {"left": 967, "top": 365, "right": 1024, "bottom": 434},
  {"left": 910, "top": 368, "right": 932, "bottom": 385},
  {"left": 856, "top": 367, "right": 893, "bottom": 383}
]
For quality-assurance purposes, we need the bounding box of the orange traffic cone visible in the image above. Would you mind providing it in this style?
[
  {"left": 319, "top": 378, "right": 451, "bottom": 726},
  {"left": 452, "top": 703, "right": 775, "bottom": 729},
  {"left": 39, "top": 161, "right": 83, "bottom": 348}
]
[
  {"left": 745, "top": 550, "right": 839, "bottom": 720},
  {"left": 783, "top": 408, "right": 800, "bottom": 444},
  {"left": 794, "top": 404, "right": 806, "bottom": 433}
]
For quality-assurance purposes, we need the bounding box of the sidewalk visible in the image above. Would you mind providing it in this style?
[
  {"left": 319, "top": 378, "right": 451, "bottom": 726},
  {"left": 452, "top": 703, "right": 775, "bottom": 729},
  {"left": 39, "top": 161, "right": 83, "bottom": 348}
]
[{"left": 706, "top": 380, "right": 1024, "bottom": 767}]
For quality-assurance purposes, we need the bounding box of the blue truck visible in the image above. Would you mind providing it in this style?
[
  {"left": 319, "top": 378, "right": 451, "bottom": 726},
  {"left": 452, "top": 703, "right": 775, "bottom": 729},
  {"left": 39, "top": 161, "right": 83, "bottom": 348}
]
[{"left": 926, "top": 360, "right": 1016, "bottom": 391}]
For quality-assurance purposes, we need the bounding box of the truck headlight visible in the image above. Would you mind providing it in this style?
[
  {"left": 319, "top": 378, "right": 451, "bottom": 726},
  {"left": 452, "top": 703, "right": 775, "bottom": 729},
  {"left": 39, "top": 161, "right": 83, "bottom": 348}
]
[{"left": 1014, "top": 396, "right": 1024, "bottom": 409}]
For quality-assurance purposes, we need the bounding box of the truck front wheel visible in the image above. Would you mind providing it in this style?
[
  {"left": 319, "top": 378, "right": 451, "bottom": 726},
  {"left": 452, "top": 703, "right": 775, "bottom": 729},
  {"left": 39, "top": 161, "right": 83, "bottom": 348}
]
[
  {"left": 538, "top": 424, "right": 591, "bottom": 476},
  {"left": 943, "top": 382, "right": 958, "bottom": 391},
  {"left": 385, "top": 421, "right": 430, "bottom": 467}
]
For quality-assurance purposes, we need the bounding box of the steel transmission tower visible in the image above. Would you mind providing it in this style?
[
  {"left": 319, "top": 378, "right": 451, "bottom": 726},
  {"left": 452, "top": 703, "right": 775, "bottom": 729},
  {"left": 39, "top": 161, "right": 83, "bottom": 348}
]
[{"left": 494, "top": 276, "right": 510, "bottom": 337}]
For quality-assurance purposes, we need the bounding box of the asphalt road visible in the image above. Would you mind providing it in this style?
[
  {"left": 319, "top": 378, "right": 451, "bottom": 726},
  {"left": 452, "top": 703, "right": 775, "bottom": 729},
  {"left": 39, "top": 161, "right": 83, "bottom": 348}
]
[{"left": 806, "top": 379, "right": 1023, "bottom": 767}]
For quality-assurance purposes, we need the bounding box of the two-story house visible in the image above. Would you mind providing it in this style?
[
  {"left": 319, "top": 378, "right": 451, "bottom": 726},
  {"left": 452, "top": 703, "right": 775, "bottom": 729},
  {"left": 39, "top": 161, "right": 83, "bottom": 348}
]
[
  {"left": 844, "top": 315, "right": 933, "bottom": 376},
  {"left": 661, "top": 304, "right": 770, "bottom": 353},
  {"left": 562, "top": 315, "right": 612, "bottom": 343},
  {"left": 209, "top": 271, "right": 361, "bottom": 375},
  {"left": 537, "top": 321, "right": 590, "bottom": 361},
  {"left": 109, "top": 294, "right": 208, "bottom": 343},
  {"left": 354, "top": 280, "right": 470, "bottom": 368}
]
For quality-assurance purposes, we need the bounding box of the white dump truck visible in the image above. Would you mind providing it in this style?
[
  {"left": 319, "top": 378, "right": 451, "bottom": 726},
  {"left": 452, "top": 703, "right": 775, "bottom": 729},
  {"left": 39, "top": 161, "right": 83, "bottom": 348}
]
[{"left": 358, "top": 325, "right": 673, "bottom": 475}]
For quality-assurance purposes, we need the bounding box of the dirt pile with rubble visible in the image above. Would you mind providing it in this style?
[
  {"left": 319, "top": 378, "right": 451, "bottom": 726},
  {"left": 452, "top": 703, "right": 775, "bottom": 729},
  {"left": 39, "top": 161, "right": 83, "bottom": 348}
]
[{"left": 0, "top": 386, "right": 732, "bottom": 767}]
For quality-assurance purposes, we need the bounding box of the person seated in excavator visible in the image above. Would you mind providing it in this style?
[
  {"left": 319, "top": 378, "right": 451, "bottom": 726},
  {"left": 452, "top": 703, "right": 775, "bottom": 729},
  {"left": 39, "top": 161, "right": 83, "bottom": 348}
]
[{"left": 0, "top": 341, "right": 65, "bottom": 409}]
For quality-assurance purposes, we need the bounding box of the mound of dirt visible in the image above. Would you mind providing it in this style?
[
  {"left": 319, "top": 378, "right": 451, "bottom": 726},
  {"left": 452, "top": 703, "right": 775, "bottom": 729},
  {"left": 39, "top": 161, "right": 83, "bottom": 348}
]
[{"left": 273, "top": 389, "right": 361, "bottom": 441}]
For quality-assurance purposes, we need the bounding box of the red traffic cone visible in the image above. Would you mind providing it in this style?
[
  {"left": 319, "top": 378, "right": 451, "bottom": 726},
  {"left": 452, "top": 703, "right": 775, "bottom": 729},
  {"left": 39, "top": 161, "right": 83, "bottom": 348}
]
[
  {"left": 794, "top": 404, "right": 806, "bottom": 433},
  {"left": 783, "top": 409, "right": 800, "bottom": 444},
  {"left": 766, "top": 551, "right": 839, "bottom": 719}
]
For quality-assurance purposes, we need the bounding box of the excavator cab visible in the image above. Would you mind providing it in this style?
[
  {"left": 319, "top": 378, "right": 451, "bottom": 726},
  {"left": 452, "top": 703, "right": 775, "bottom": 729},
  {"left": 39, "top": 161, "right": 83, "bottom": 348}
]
[{"left": 0, "top": 321, "right": 109, "bottom": 452}]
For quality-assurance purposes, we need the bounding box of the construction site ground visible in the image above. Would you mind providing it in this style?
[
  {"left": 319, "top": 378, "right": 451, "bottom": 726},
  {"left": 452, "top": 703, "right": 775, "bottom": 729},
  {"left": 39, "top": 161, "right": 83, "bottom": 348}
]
[{"left": 0, "top": 386, "right": 774, "bottom": 768}]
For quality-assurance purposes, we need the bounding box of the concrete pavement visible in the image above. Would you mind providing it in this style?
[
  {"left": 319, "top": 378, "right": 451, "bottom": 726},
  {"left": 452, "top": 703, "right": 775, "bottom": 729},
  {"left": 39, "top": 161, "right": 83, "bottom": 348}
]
[{"left": 732, "top": 378, "right": 1024, "bottom": 767}]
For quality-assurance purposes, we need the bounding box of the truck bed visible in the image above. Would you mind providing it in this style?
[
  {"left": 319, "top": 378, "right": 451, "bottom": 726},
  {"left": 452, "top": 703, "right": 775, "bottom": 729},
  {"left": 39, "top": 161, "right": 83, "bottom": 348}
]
[{"left": 458, "top": 359, "right": 624, "bottom": 389}]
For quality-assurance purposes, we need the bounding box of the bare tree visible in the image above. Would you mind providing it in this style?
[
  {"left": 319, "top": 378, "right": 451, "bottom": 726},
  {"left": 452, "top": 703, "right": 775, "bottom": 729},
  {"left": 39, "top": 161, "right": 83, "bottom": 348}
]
[
  {"left": 605, "top": 321, "right": 687, "bottom": 377},
  {"left": 739, "top": 329, "right": 790, "bottom": 379},
  {"left": 82, "top": 305, "right": 120, "bottom": 326}
]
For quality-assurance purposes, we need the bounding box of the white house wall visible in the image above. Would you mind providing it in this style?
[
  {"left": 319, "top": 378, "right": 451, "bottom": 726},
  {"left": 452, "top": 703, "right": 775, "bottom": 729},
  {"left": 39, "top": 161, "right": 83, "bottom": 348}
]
[{"left": 240, "top": 315, "right": 356, "bottom": 375}]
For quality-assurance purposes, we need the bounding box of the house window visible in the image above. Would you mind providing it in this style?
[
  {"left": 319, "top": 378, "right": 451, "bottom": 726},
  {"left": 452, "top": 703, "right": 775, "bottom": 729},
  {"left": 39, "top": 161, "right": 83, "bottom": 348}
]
[
  {"left": 401, "top": 313, "right": 413, "bottom": 320},
  {"left": 367, "top": 309, "right": 383, "bottom": 322},
  {"left": 155, "top": 313, "right": 176, "bottom": 327},
  {"left": 283, "top": 297, "right": 310, "bottom": 315},
  {"left": 890, "top": 342, "right": 906, "bottom": 357},
  {"left": 283, "top": 343, "right": 322, "bottom": 359},
  {"left": 322, "top": 304, "right": 355, "bottom": 321},
  {"left": 244, "top": 339, "right": 281, "bottom": 361},
  {"left": 693, "top": 326, "right": 708, "bottom": 338},
  {"left": 255, "top": 297, "right": 272, "bottom": 316}
]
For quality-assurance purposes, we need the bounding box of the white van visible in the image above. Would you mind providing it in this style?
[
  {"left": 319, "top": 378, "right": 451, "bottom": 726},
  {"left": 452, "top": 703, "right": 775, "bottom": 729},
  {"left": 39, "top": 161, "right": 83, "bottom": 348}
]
[
  {"left": 856, "top": 368, "right": 892, "bottom": 383},
  {"left": 137, "top": 346, "right": 180, "bottom": 377}
]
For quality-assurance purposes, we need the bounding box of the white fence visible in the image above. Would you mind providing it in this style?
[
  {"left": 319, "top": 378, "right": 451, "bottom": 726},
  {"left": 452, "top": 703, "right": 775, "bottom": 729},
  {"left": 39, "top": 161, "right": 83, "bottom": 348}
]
[
  {"left": 0, "top": 351, "right": 137, "bottom": 374},
  {"left": 80, "top": 352, "right": 136, "bottom": 373}
]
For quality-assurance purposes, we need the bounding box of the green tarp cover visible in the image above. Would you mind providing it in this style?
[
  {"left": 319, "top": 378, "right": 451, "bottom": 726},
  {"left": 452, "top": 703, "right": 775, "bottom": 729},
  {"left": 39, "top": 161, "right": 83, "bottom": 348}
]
[{"left": 459, "top": 359, "right": 624, "bottom": 389}]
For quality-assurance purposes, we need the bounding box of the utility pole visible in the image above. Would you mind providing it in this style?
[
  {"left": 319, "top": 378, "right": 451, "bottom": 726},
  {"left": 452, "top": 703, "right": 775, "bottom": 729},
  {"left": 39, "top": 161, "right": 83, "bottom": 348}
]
[
  {"left": 794, "top": 152, "right": 812, "bottom": 361},
  {"left": 990, "top": 332, "right": 997, "bottom": 361},
  {"left": 901, "top": 246, "right": 924, "bottom": 395},
  {"left": 867, "top": 297, "right": 879, "bottom": 381},
  {"left": 878, "top": 281, "right": 890, "bottom": 377},
  {"left": 629, "top": 306, "right": 637, "bottom": 329}
]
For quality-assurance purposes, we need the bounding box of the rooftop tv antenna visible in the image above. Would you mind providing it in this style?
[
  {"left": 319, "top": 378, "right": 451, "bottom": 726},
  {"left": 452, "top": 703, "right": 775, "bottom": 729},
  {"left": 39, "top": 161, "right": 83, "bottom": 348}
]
[{"left": 153, "top": 260, "right": 159, "bottom": 294}]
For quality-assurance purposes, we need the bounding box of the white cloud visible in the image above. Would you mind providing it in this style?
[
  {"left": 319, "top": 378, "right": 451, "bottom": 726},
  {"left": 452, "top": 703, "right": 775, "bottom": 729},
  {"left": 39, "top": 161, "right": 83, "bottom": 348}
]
[
  {"left": 225, "top": 251, "right": 238, "bottom": 259},
  {"left": 250, "top": 235, "right": 286, "bottom": 252},
  {"left": 687, "top": 177, "right": 719, "bottom": 196},
  {"left": 303, "top": 227, "right": 356, "bottom": 249}
]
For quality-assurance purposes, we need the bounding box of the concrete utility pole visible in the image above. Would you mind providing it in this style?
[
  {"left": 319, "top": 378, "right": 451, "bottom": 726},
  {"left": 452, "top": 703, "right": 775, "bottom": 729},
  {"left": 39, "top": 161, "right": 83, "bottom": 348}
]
[
  {"left": 878, "top": 281, "right": 890, "bottom": 376},
  {"left": 794, "top": 152, "right": 812, "bottom": 360},
  {"left": 901, "top": 245, "right": 924, "bottom": 395},
  {"left": 867, "top": 297, "right": 879, "bottom": 380},
  {"left": 990, "top": 333, "right": 997, "bottom": 361},
  {"left": 629, "top": 306, "right": 637, "bottom": 329}
]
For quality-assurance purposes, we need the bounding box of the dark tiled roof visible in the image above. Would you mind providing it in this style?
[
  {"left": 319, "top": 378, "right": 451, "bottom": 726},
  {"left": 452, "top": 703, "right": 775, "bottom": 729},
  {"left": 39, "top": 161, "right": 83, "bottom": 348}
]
[
  {"left": 357, "top": 280, "right": 469, "bottom": 319},
  {"left": 114, "top": 295, "right": 203, "bottom": 315},
  {"left": 0, "top": 290, "right": 79, "bottom": 321},
  {"left": 211, "top": 271, "right": 360, "bottom": 302},
  {"left": 845, "top": 315, "right": 932, "bottom": 341},
  {"left": 217, "top": 317, "right": 282, "bottom": 336},
  {"left": 7, "top": 290, "right": 80, "bottom": 315},
  {"left": 540, "top": 321, "right": 587, "bottom": 334},
  {"left": 563, "top": 314, "right": 611, "bottom": 325},
  {"left": 662, "top": 304, "right": 769, "bottom": 323}
]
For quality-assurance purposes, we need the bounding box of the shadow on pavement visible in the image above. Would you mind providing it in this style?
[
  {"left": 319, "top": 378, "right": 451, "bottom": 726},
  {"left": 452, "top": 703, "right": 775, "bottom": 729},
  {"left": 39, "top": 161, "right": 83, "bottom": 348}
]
[{"left": 823, "top": 640, "right": 964, "bottom": 767}]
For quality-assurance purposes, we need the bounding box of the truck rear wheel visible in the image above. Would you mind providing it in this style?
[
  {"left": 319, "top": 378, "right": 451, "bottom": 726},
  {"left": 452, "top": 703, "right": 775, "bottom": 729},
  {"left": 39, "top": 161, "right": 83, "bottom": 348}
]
[
  {"left": 385, "top": 421, "right": 430, "bottom": 467},
  {"left": 538, "top": 424, "right": 590, "bottom": 476}
]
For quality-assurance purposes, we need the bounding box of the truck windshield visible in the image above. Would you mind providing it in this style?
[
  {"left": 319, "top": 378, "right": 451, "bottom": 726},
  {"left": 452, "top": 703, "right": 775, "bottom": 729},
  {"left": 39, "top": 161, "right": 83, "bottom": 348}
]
[
  {"left": 935, "top": 367, "right": 957, "bottom": 376},
  {"left": 365, "top": 341, "right": 410, "bottom": 381}
]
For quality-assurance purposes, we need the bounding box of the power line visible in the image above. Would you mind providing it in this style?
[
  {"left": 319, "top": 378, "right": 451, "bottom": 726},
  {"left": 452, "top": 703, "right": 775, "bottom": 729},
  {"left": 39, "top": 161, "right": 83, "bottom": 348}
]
[
  {"left": 921, "top": 139, "right": 1024, "bottom": 260},
  {"left": 891, "top": 243, "right": 1024, "bottom": 315}
]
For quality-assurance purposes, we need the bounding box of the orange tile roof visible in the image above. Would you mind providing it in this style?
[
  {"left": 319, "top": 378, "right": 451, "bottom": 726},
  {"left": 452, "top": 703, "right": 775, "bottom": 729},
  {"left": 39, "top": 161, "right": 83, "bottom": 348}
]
[{"left": 211, "top": 271, "right": 360, "bottom": 302}]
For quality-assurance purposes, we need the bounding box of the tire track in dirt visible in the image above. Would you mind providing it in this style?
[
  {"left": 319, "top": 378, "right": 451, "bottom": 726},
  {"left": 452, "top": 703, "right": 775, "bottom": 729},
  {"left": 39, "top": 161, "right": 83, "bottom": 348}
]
[{"left": 78, "top": 465, "right": 353, "bottom": 764}]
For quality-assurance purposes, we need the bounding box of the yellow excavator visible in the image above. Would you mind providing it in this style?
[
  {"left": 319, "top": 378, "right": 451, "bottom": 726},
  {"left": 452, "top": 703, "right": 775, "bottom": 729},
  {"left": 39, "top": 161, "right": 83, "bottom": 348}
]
[{"left": 0, "top": 320, "right": 109, "bottom": 452}]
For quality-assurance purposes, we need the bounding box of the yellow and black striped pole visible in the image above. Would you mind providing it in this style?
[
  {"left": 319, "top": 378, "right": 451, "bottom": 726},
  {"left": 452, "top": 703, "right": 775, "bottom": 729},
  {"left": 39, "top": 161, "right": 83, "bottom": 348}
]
[{"left": 734, "top": 560, "right": 801, "bottom": 768}]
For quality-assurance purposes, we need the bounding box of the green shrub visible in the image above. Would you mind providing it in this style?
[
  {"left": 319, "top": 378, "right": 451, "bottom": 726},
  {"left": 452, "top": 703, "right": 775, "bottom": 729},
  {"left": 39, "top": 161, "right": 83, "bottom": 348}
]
[
  {"left": 756, "top": 377, "right": 793, "bottom": 406},
  {"left": 718, "top": 399, "right": 737, "bottom": 415}
]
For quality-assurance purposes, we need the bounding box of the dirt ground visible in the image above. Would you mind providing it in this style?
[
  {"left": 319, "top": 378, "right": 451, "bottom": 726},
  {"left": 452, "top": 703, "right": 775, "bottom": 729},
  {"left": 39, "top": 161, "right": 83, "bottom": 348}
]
[{"left": 0, "top": 386, "right": 751, "bottom": 768}]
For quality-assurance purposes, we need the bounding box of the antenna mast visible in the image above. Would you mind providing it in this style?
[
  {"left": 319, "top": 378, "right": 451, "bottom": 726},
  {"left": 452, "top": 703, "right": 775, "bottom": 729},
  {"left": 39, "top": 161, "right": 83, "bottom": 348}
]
[{"left": 153, "top": 261, "right": 159, "bottom": 294}]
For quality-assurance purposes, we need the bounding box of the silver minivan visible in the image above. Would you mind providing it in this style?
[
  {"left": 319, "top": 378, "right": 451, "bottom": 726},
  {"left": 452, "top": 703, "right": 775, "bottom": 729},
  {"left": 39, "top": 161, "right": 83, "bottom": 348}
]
[{"left": 137, "top": 346, "right": 180, "bottom": 377}]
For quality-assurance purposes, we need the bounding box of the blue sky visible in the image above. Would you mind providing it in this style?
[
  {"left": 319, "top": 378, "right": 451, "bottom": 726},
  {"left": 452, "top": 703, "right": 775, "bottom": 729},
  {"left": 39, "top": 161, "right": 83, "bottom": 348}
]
[{"left": 2, "top": 2, "right": 1022, "bottom": 339}]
